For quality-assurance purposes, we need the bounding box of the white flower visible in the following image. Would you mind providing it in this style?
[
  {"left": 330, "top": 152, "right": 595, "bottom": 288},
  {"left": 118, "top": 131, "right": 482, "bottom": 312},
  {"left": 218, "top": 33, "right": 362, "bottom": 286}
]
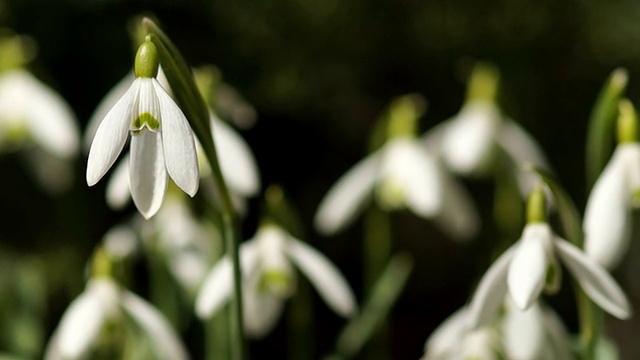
[
  {"left": 195, "top": 224, "right": 357, "bottom": 337},
  {"left": 314, "top": 137, "right": 479, "bottom": 240},
  {"left": 44, "top": 278, "right": 188, "bottom": 360},
  {"left": 423, "top": 300, "right": 572, "bottom": 360},
  {"left": 584, "top": 143, "right": 640, "bottom": 269},
  {"left": 86, "top": 75, "right": 199, "bottom": 219},
  {"left": 467, "top": 222, "right": 631, "bottom": 329},
  {"left": 432, "top": 100, "right": 549, "bottom": 196}
]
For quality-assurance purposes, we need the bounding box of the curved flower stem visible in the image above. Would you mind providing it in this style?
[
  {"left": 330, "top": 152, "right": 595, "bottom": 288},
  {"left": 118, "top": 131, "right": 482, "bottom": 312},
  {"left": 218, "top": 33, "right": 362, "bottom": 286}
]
[{"left": 143, "top": 18, "right": 246, "bottom": 360}]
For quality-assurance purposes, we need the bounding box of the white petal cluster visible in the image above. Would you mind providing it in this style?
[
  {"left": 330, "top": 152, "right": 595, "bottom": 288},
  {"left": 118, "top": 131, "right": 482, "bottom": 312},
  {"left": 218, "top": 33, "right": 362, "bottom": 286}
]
[
  {"left": 44, "top": 278, "right": 188, "bottom": 360},
  {"left": 584, "top": 143, "right": 640, "bottom": 269},
  {"left": 315, "top": 137, "right": 479, "bottom": 240},
  {"left": 468, "top": 223, "right": 631, "bottom": 329},
  {"left": 86, "top": 77, "right": 199, "bottom": 219},
  {"left": 423, "top": 300, "right": 572, "bottom": 360},
  {"left": 435, "top": 100, "right": 549, "bottom": 196},
  {"left": 196, "top": 224, "right": 357, "bottom": 337}
]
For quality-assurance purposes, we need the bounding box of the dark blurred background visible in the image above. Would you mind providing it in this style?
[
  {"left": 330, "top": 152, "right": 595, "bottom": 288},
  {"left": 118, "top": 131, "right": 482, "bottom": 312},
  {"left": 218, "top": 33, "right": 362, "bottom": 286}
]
[{"left": 2, "top": 0, "right": 640, "bottom": 358}]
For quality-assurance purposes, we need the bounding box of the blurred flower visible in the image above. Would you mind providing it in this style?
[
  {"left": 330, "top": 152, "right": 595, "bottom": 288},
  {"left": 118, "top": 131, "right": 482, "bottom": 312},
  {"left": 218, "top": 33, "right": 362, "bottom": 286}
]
[
  {"left": 423, "top": 300, "right": 572, "bottom": 360},
  {"left": 315, "top": 95, "right": 479, "bottom": 240},
  {"left": 195, "top": 223, "right": 356, "bottom": 337},
  {"left": 467, "top": 222, "right": 631, "bottom": 329},
  {"left": 584, "top": 100, "right": 640, "bottom": 269},
  {"left": 44, "top": 278, "right": 189, "bottom": 360},
  {"left": 86, "top": 41, "right": 199, "bottom": 219}
]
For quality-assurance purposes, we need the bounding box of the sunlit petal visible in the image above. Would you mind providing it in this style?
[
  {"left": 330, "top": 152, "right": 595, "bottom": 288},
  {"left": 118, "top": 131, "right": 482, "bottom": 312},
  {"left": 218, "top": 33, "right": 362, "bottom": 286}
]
[
  {"left": 554, "top": 238, "right": 631, "bottom": 319},
  {"left": 106, "top": 156, "right": 131, "bottom": 210},
  {"left": 120, "top": 291, "right": 189, "bottom": 360},
  {"left": 467, "top": 245, "right": 515, "bottom": 329},
  {"left": 55, "top": 290, "right": 106, "bottom": 358},
  {"left": 584, "top": 145, "right": 634, "bottom": 269},
  {"left": 432, "top": 169, "right": 480, "bottom": 240},
  {"left": 287, "top": 238, "right": 356, "bottom": 317},
  {"left": 129, "top": 130, "right": 167, "bottom": 219},
  {"left": 243, "top": 276, "right": 285, "bottom": 338},
  {"left": 195, "top": 241, "right": 260, "bottom": 319},
  {"left": 86, "top": 79, "right": 140, "bottom": 186},
  {"left": 314, "top": 153, "right": 380, "bottom": 235},
  {"left": 423, "top": 308, "right": 469, "bottom": 359},
  {"left": 153, "top": 80, "right": 199, "bottom": 196},
  {"left": 507, "top": 224, "right": 550, "bottom": 310},
  {"left": 212, "top": 113, "right": 260, "bottom": 196},
  {"left": 502, "top": 301, "right": 545, "bottom": 359}
]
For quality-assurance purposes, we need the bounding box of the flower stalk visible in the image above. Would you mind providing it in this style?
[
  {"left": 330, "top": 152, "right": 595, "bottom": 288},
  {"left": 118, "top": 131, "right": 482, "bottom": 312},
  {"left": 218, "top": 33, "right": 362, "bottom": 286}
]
[{"left": 142, "top": 18, "right": 246, "bottom": 360}]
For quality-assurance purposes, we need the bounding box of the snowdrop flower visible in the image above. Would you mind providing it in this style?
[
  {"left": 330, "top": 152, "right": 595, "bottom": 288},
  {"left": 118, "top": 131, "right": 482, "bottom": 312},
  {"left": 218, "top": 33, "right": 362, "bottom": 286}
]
[
  {"left": 584, "top": 99, "right": 640, "bottom": 269},
  {"left": 196, "top": 223, "right": 356, "bottom": 337},
  {"left": 44, "top": 253, "right": 188, "bottom": 360},
  {"left": 423, "top": 300, "right": 572, "bottom": 360},
  {"left": 315, "top": 95, "right": 479, "bottom": 240},
  {"left": 468, "top": 186, "right": 631, "bottom": 329},
  {"left": 86, "top": 40, "right": 199, "bottom": 219},
  {"left": 432, "top": 63, "right": 548, "bottom": 196},
  {"left": 86, "top": 71, "right": 259, "bottom": 212}
]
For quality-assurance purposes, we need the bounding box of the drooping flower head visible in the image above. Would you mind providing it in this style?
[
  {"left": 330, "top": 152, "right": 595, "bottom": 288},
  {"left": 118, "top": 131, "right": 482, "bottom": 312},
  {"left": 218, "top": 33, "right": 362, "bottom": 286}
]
[
  {"left": 86, "top": 39, "right": 199, "bottom": 219},
  {"left": 468, "top": 185, "right": 631, "bottom": 329},
  {"left": 584, "top": 99, "right": 640, "bottom": 269}
]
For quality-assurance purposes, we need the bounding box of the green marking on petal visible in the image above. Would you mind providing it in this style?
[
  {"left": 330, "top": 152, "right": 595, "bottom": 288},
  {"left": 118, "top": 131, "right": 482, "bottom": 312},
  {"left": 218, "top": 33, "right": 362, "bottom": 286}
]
[
  {"left": 131, "top": 112, "right": 160, "bottom": 131},
  {"left": 260, "top": 270, "right": 293, "bottom": 298}
]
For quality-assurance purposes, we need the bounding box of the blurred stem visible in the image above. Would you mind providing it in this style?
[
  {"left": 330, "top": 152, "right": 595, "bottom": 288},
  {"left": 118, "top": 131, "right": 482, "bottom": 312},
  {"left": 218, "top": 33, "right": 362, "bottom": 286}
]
[
  {"left": 576, "top": 288, "right": 599, "bottom": 360},
  {"left": 287, "top": 279, "right": 315, "bottom": 360},
  {"left": 363, "top": 205, "right": 392, "bottom": 358},
  {"left": 144, "top": 18, "right": 246, "bottom": 360},
  {"left": 206, "top": 306, "right": 230, "bottom": 360}
]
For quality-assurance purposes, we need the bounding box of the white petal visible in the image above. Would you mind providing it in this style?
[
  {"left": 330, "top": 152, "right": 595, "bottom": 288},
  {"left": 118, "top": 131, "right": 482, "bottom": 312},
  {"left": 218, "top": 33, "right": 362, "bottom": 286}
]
[
  {"left": 432, "top": 169, "right": 480, "bottom": 240},
  {"left": 242, "top": 276, "right": 285, "bottom": 338},
  {"left": 540, "top": 306, "right": 573, "bottom": 360},
  {"left": 495, "top": 120, "right": 550, "bottom": 196},
  {"left": 195, "top": 241, "right": 260, "bottom": 318},
  {"left": 423, "top": 308, "right": 469, "bottom": 359},
  {"left": 54, "top": 290, "right": 106, "bottom": 358},
  {"left": 286, "top": 238, "right": 356, "bottom": 317},
  {"left": 85, "top": 72, "right": 135, "bottom": 152},
  {"left": 507, "top": 224, "right": 551, "bottom": 310},
  {"left": 467, "top": 245, "right": 515, "bottom": 329},
  {"left": 502, "top": 301, "right": 546, "bottom": 360},
  {"left": 1, "top": 70, "right": 80, "bottom": 158},
  {"left": 153, "top": 80, "right": 199, "bottom": 196},
  {"left": 314, "top": 153, "right": 380, "bottom": 235},
  {"left": 120, "top": 291, "right": 189, "bottom": 360},
  {"left": 379, "top": 138, "right": 442, "bottom": 217},
  {"left": 440, "top": 101, "right": 501, "bottom": 175},
  {"left": 212, "top": 114, "right": 260, "bottom": 196},
  {"left": 106, "top": 156, "right": 131, "bottom": 209},
  {"left": 86, "top": 79, "right": 139, "bottom": 186},
  {"left": 584, "top": 145, "right": 635, "bottom": 269},
  {"left": 554, "top": 238, "right": 632, "bottom": 319},
  {"left": 130, "top": 130, "right": 167, "bottom": 219}
]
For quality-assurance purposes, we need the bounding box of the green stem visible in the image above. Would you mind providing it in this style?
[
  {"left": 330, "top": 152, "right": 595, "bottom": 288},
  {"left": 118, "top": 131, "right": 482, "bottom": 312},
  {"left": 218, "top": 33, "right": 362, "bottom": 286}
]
[
  {"left": 576, "top": 287, "right": 598, "bottom": 360},
  {"left": 143, "top": 18, "right": 246, "bottom": 360}
]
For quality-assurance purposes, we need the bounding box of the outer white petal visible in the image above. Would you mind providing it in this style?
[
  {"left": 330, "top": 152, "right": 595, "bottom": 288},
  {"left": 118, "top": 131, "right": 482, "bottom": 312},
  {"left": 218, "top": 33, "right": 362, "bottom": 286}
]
[
  {"left": 314, "top": 153, "right": 380, "bottom": 235},
  {"left": 106, "top": 156, "right": 131, "bottom": 209},
  {"left": 440, "top": 101, "right": 501, "bottom": 175},
  {"left": 52, "top": 290, "right": 106, "bottom": 359},
  {"left": 6, "top": 70, "right": 80, "bottom": 158},
  {"left": 501, "top": 301, "right": 546, "bottom": 360},
  {"left": 243, "top": 275, "right": 285, "bottom": 338},
  {"left": 540, "top": 306, "right": 573, "bottom": 360},
  {"left": 85, "top": 72, "right": 135, "bottom": 152},
  {"left": 86, "top": 79, "right": 140, "bottom": 186},
  {"left": 432, "top": 169, "right": 480, "bottom": 240},
  {"left": 495, "top": 120, "right": 550, "bottom": 196},
  {"left": 286, "top": 238, "right": 356, "bottom": 317},
  {"left": 212, "top": 114, "right": 260, "bottom": 196},
  {"left": 423, "top": 308, "right": 469, "bottom": 359},
  {"left": 195, "top": 241, "right": 260, "bottom": 318},
  {"left": 584, "top": 145, "right": 635, "bottom": 269},
  {"left": 153, "top": 80, "right": 199, "bottom": 197},
  {"left": 379, "top": 138, "right": 442, "bottom": 217},
  {"left": 129, "top": 130, "right": 167, "bottom": 219},
  {"left": 554, "top": 238, "right": 631, "bottom": 319},
  {"left": 467, "top": 245, "right": 515, "bottom": 329},
  {"left": 507, "top": 224, "right": 551, "bottom": 310},
  {"left": 120, "top": 291, "right": 189, "bottom": 360}
]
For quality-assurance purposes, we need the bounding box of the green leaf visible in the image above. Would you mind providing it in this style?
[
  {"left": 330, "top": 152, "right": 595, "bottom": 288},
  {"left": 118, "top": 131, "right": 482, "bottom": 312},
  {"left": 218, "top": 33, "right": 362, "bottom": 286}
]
[{"left": 585, "top": 68, "right": 628, "bottom": 190}]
